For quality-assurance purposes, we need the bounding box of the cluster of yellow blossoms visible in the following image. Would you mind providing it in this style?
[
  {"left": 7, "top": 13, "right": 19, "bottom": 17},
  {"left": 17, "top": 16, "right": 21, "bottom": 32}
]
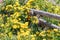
[{"left": 0, "top": 0, "right": 60, "bottom": 40}]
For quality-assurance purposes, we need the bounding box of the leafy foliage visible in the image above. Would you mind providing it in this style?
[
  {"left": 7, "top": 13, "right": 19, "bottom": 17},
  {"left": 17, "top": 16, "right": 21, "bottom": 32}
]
[{"left": 0, "top": 0, "right": 60, "bottom": 40}]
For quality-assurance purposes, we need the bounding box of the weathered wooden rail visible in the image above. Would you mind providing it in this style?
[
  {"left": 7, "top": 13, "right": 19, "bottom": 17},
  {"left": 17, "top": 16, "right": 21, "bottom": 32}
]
[{"left": 30, "top": 9, "right": 60, "bottom": 29}]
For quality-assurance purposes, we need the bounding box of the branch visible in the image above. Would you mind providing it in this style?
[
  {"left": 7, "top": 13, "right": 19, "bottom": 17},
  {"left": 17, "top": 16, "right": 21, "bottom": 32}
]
[
  {"left": 30, "top": 9, "right": 60, "bottom": 20},
  {"left": 38, "top": 18, "right": 60, "bottom": 29}
]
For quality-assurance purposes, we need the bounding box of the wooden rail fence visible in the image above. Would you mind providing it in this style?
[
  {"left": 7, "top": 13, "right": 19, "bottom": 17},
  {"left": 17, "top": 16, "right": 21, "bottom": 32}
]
[{"left": 30, "top": 9, "right": 60, "bottom": 29}]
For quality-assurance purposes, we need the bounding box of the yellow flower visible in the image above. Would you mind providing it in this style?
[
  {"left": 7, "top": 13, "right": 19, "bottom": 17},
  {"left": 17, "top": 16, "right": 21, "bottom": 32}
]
[
  {"left": 5, "top": 23, "right": 9, "bottom": 27},
  {"left": 8, "top": 32, "right": 12, "bottom": 38},
  {"left": 20, "top": 29, "right": 24, "bottom": 33},
  {"left": 18, "top": 18, "right": 21, "bottom": 20},
  {"left": 13, "top": 12, "right": 21, "bottom": 18},
  {"left": 5, "top": 5, "right": 13, "bottom": 11},
  {"left": 36, "top": 31, "right": 39, "bottom": 35},
  {"left": 11, "top": 19, "right": 18, "bottom": 23},
  {"left": 25, "top": 31, "right": 30, "bottom": 36},
  {"left": 28, "top": 28, "right": 31, "bottom": 31},
  {"left": 20, "top": 24, "right": 28, "bottom": 28},
  {"left": 53, "top": 29, "right": 58, "bottom": 32},
  {"left": 26, "top": 0, "right": 34, "bottom": 7},
  {"left": 47, "top": 34, "right": 51, "bottom": 37},
  {"left": 20, "top": 22, "right": 28, "bottom": 28},
  {"left": 0, "top": 14, "right": 1, "bottom": 16},
  {"left": 2, "top": 6, "right": 5, "bottom": 10},
  {"left": 25, "top": 22, "right": 29, "bottom": 26},
  {"left": 31, "top": 37, "right": 35, "bottom": 40},
  {"left": 20, "top": 7, "right": 24, "bottom": 11},
  {"left": 28, "top": 0, "right": 34, "bottom": 3},
  {"left": 43, "top": 39, "right": 46, "bottom": 40},
  {"left": 58, "top": 23, "right": 60, "bottom": 26},
  {"left": 15, "top": 2, "right": 20, "bottom": 6},
  {"left": 39, "top": 31, "right": 46, "bottom": 36},
  {"left": 0, "top": 33, "right": 4, "bottom": 36},
  {"left": 31, "top": 35, "right": 34, "bottom": 37},
  {"left": 35, "top": 19, "right": 39, "bottom": 24},
  {"left": 12, "top": 25, "right": 18, "bottom": 29},
  {"left": 20, "top": 31, "right": 29, "bottom": 36},
  {"left": 26, "top": 2, "right": 30, "bottom": 5},
  {"left": 47, "top": 30, "right": 51, "bottom": 33},
  {"left": 32, "top": 19, "right": 39, "bottom": 24},
  {"left": 17, "top": 7, "right": 21, "bottom": 10},
  {"left": 56, "top": 33, "right": 60, "bottom": 36},
  {"left": 1, "top": 24, "right": 4, "bottom": 27},
  {"left": 32, "top": 20, "right": 35, "bottom": 23},
  {"left": 13, "top": 7, "right": 17, "bottom": 10},
  {"left": 34, "top": 34, "right": 36, "bottom": 36},
  {"left": 17, "top": 35, "right": 20, "bottom": 40},
  {"left": 32, "top": 16, "right": 39, "bottom": 23},
  {"left": 54, "top": 6, "right": 59, "bottom": 13}
]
